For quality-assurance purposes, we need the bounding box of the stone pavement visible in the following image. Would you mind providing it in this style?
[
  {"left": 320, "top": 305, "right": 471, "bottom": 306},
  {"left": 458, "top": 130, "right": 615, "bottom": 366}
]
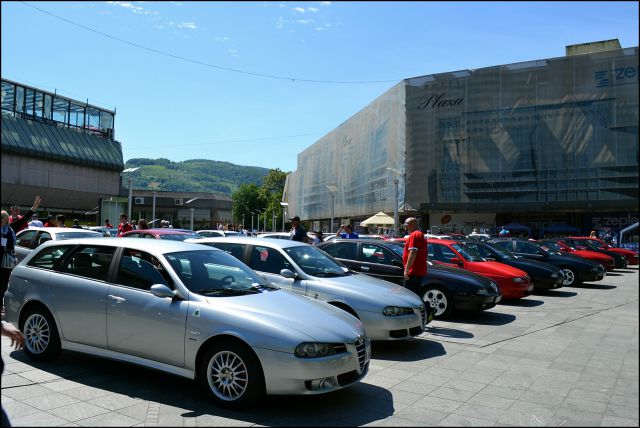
[{"left": 2, "top": 267, "right": 638, "bottom": 427}]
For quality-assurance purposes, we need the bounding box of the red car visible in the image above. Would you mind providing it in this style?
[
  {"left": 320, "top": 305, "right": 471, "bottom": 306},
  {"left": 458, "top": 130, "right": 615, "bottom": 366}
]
[
  {"left": 567, "top": 237, "right": 639, "bottom": 266},
  {"left": 537, "top": 240, "right": 616, "bottom": 272},
  {"left": 121, "top": 229, "right": 203, "bottom": 241},
  {"left": 427, "top": 239, "right": 533, "bottom": 300}
]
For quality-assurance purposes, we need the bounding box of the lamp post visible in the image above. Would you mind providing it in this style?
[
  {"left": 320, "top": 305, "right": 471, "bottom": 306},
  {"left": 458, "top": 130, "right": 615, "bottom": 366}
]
[
  {"left": 152, "top": 191, "right": 157, "bottom": 227},
  {"left": 264, "top": 211, "right": 268, "bottom": 233},
  {"left": 185, "top": 198, "right": 198, "bottom": 231},
  {"left": 122, "top": 167, "right": 140, "bottom": 222},
  {"left": 386, "top": 167, "right": 401, "bottom": 237},
  {"left": 326, "top": 185, "right": 337, "bottom": 233},
  {"left": 280, "top": 202, "right": 288, "bottom": 232},
  {"left": 250, "top": 212, "right": 255, "bottom": 235},
  {"left": 272, "top": 210, "right": 276, "bottom": 232}
]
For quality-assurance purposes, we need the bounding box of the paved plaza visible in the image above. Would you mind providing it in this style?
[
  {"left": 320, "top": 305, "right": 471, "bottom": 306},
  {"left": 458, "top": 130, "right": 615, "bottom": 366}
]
[{"left": 2, "top": 267, "right": 638, "bottom": 427}]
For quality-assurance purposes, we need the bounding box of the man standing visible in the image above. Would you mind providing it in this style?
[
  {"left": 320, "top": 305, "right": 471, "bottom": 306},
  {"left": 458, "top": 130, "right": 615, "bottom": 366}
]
[
  {"left": 117, "top": 214, "right": 133, "bottom": 236},
  {"left": 499, "top": 226, "right": 510, "bottom": 237},
  {"left": 28, "top": 213, "right": 44, "bottom": 228},
  {"left": 402, "top": 217, "right": 427, "bottom": 296},
  {"left": 289, "top": 216, "right": 309, "bottom": 243},
  {"left": 336, "top": 224, "right": 359, "bottom": 239},
  {"left": 8, "top": 206, "right": 27, "bottom": 233}
]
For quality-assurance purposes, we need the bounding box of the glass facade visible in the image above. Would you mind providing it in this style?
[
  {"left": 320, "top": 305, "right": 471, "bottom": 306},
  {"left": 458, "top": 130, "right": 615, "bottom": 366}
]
[
  {"left": 1, "top": 78, "right": 115, "bottom": 140},
  {"left": 285, "top": 46, "right": 638, "bottom": 225}
]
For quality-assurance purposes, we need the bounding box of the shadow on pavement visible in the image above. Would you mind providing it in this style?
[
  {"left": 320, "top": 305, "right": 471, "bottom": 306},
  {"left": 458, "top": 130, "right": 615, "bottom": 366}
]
[
  {"left": 499, "top": 298, "right": 544, "bottom": 307},
  {"left": 445, "top": 310, "right": 516, "bottom": 326},
  {"left": 425, "top": 326, "right": 474, "bottom": 340},
  {"left": 7, "top": 349, "right": 392, "bottom": 426},
  {"left": 605, "top": 273, "right": 623, "bottom": 276},
  {"left": 371, "top": 338, "right": 446, "bottom": 362},
  {"left": 534, "top": 290, "right": 578, "bottom": 298},
  {"left": 578, "top": 283, "right": 617, "bottom": 290}
]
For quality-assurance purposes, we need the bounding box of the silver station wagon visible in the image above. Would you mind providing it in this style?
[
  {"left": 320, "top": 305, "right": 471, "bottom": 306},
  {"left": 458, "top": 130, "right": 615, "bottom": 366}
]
[
  {"left": 186, "top": 237, "right": 430, "bottom": 340},
  {"left": 4, "top": 238, "right": 370, "bottom": 409}
]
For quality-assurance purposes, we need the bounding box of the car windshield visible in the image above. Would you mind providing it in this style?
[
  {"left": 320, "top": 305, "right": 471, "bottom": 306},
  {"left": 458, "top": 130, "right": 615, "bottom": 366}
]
[
  {"left": 478, "top": 244, "right": 513, "bottom": 260},
  {"left": 56, "top": 231, "right": 104, "bottom": 240},
  {"left": 164, "top": 250, "right": 275, "bottom": 296},
  {"left": 540, "top": 242, "right": 563, "bottom": 252},
  {"left": 387, "top": 243, "right": 405, "bottom": 257},
  {"left": 159, "top": 232, "right": 201, "bottom": 241},
  {"left": 284, "top": 246, "right": 349, "bottom": 277},
  {"left": 451, "top": 243, "right": 485, "bottom": 262},
  {"left": 579, "top": 239, "right": 603, "bottom": 250}
]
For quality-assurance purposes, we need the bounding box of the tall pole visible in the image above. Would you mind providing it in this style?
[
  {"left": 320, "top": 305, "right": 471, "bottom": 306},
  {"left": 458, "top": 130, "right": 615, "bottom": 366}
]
[
  {"left": 251, "top": 213, "right": 254, "bottom": 235},
  {"left": 264, "top": 211, "right": 267, "bottom": 233},
  {"left": 272, "top": 210, "right": 275, "bottom": 232},
  {"left": 393, "top": 178, "right": 399, "bottom": 237},
  {"left": 331, "top": 193, "right": 335, "bottom": 233},
  {"left": 152, "top": 191, "right": 157, "bottom": 226},
  {"left": 127, "top": 177, "right": 133, "bottom": 221},
  {"left": 189, "top": 207, "right": 195, "bottom": 231},
  {"left": 282, "top": 207, "right": 285, "bottom": 232}
]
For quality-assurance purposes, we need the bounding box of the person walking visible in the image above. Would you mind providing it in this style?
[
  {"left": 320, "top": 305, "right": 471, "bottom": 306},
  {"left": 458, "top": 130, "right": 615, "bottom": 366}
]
[
  {"left": 71, "top": 219, "right": 83, "bottom": 229},
  {"left": 28, "top": 213, "right": 44, "bottom": 228},
  {"left": 289, "top": 216, "right": 309, "bottom": 243},
  {"left": 8, "top": 196, "right": 42, "bottom": 234},
  {"left": 311, "top": 231, "right": 324, "bottom": 246},
  {"left": 104, "top": 219, "right": 113, "bottom": 228},
  {"left": 499, "top": 226, "right": 511, "bottom": 237},
  {"left": 402, "top": 217, "right": 427, "bottom": 296},
  {"left": 56, "top": 214, "right": 67, "bottom": 228},
  {"left": 589, "top": 230, "right": 597, "bottom": 238},
  {"left": 1, "top": 210, "right": 18, "bottom": 305},
  {"left": 8, "top": 205, "right": 27, "bottom": 233},
  {"left": 1, "top": 319, "right": 24, "bottom": 427},
  {"left": 336, "top": 224, "right": 359, "bottom": 239},
  {"left": 138, "top": 218, "right": 149, "bottom": 230}
]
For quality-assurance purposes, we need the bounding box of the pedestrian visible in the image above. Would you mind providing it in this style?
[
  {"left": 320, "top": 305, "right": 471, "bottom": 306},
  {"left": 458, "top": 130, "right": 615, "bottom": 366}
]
[
  {"left": 8, "top": 205, "right": 27, "bottom": 233},
  {"left": 499, "top": 226, "right": 510, "bottom": 237},
  {"left": 104, "top": 219, "right": 113, "bottom": 228},
  {"left": 117, "top": 214, "right": 133, "bottom": 236},
  {"left": 311, "top": 231, "right": 324, "bottom": 246},
  {"left": 138, "top": 218, "right": 149, "bottom": 230},
  {"left": 71, "top": 219, "right": 82, "bottom": 229},
  {"left": 1, "top": 319, "right": 24, "bottom": 427},
  {"left": 9, "top": 196, "right": 42, "bottom": 234},
  {"left": 336, "top": 224, "right": 359, "bottom": 239},
  {"left": 589, "top": 230, "right": 597, "bottom": 238},
  {"left": 43, "top": 214, "right": 56, "bottom": 227},
  {"left": 402, "top": 217, "right": 427, "bottom": 296},
  {"left": 28, "top": 213, "right": 44, "bottom": 228},
  {"left": 130, "top": 220, "right": 138, "bottom": 230},
  {"left": 1, "top": 210, "right": 18, "bottom": 304},
  {"left": 289, "top": 216, "right": 309, "bottom": 243},
  {"left": 56, "top": 214, "right": 67, "bottom": 228}
]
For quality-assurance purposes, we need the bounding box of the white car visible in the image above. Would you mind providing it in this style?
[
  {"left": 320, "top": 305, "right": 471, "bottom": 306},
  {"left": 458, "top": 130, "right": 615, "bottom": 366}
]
[
  {"left": 14, "top": 227, "right": 104, "bottom": 262},
  {"left": 187, "top": 237, "right": 429, "bottom": 340},
  {"left": 196, "top": 230, "right": 243, "bottom": 238}
]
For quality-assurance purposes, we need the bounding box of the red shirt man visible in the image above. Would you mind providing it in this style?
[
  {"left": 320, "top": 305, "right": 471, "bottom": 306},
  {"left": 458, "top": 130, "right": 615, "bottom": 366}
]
[
  {"left": 9, "top": 206, "right": 28, "bottom": 233},
  {"left": 402, "top": 217, "right": 427, "bottom": 295},
  {"left": 117, "top": 214, "right": 133, "bottom": 236}
]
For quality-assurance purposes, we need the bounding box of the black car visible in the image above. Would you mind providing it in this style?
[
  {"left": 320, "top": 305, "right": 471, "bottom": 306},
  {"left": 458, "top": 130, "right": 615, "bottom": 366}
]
[
  {"left": 317, "top": 239, "right": 501, "bottom": 318},
  {"left": 553, "top": 238, "right": 628, "bottom": 269},
  {"left": 463, "top": 241, "right": 565, "bottom": 290},
  {"left": 488, "top": 238, "right": 606, "bottom": 286}
]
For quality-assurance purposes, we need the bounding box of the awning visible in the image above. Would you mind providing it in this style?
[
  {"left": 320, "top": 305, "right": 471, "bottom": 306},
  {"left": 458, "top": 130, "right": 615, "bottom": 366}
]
[
  {"left": 360, "top": 212, "right": 395, "bottom": 226},
  {"left": 540, "top": 223, "right": 580, "bottom": 235}
]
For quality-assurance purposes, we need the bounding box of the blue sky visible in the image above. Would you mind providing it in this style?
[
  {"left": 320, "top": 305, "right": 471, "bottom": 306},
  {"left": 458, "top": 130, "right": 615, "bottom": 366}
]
[{"left": 2, "top": 1, "right": 638, "bottom": 172}]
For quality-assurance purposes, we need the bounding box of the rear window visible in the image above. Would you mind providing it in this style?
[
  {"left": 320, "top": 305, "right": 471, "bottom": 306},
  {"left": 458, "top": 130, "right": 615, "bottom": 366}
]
[
  {"left": 27, "top": 245, "right": 74, "bottom": 270},
  {"left": 56, "top": 231, "right": 103, "bottom": 240}
]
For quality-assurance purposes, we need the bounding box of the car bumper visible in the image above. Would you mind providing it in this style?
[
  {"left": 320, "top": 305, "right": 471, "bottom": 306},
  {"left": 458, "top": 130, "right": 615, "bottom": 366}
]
[
  {"left": 254, "top": 339, "right": 371, "bottom": 395},
  {"left": 358, "top": 310, "right": 425, "bottom": 340},
  {"left": 578, "top": 270, "right": 605, "bottom": 283},
  {"left": 453, "top": 294, "right": 502, "bottom": 311},
  {"left": 532, "top": 276, "right": 564, "bottom": 290},
  {"left": 499, "top": 282, "right": 534, "bottom": 300}
]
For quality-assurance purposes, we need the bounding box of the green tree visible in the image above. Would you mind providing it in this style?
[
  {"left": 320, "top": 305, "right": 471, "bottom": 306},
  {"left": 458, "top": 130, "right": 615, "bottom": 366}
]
[
  {"left": 232, "top": 183, "right": 265, "bottom": 230},
  {"left": 259, "top": 169, "right": 289, "bottom": 231}
]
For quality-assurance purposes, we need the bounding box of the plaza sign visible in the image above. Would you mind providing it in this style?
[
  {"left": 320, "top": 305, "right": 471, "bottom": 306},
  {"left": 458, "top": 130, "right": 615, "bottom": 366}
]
[{"left": 417, "top": 93, "right": 464, "bottom": 110}]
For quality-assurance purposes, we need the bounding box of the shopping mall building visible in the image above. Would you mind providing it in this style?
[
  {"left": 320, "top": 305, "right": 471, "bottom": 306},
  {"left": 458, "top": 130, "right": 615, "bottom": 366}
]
[{"left": 283, "top": 40, "right": 639, "bottom": 237}]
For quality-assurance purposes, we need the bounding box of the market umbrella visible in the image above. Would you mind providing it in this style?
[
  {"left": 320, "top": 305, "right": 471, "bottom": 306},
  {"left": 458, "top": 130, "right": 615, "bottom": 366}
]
[{"left": 360, "top": 212, "right": 395, "bottom": 226}]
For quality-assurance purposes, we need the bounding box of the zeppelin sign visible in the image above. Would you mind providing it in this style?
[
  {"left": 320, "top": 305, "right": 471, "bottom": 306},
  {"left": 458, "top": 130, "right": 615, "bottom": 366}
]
[{"left": 417, "top": 93, "right": 464, "bottom": 110}]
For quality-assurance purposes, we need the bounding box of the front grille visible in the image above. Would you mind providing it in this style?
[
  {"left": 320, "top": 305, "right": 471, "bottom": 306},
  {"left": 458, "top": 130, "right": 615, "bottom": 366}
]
[
  {"left": 409, "top": 326, "right": 423, "bottom": 336},
  {"left": 389, "top": 329, "right": 408, "bottom": 338},
  {"left": 355, "top": 337, "right": 366, "bottom": 371}
]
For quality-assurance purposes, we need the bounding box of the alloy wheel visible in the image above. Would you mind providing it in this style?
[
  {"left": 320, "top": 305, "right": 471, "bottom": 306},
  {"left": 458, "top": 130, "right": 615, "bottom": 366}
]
[
  {"left": 206, "top": 350, "right": 249, "bottom": 402},
  {"left": 423, "top": 288, "right": 448, "bottom": 317},
  {"left": 24, "top": 313, "right": 51, "bottom": 355},
  {"left": 560, "top": 268, "right": 576, "bottom": 286}
]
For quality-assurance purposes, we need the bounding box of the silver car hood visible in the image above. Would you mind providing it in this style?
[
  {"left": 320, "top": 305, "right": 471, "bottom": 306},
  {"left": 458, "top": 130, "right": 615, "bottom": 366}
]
[
  {"left": 204, "top": 290, "right": 364, "bottom": 343},
  {"left": 312, "top": 272, "right": 423, "bottom": 308}
]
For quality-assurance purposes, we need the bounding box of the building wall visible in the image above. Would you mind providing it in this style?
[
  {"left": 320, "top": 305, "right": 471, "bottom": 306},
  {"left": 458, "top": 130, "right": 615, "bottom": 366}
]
[{"left": 287, "top": 82, "right": 406, "bottom": 222}]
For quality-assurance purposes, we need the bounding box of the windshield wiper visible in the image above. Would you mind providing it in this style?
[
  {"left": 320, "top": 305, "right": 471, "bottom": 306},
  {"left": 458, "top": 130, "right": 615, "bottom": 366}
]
[
  {"left": 197, "top": 288, "right": 261, "bottom": 296},
  {"left": 314, "top": 272, "right": 349, "bottom": 277}
]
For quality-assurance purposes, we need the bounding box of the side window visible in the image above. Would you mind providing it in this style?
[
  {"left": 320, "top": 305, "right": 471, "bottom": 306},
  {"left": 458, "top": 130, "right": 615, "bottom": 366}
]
[
  {"left": 62, "top": 246, "right": 115, "bottom": 281},
  {"left": 362, "top": 244, "right": 392, "bottom": 265},
  {"left": 517, "top": 241, "right": 542, "bottom": 255},
  {"left": 17, "top": 230, "right": 39, "bottom": 248},
  {"left": 251, "top": 246, "right": 291, "bottom": 275},
  {"left": 27, "top": 245, "right": 74, "bottom": 270},
  {"left": 427, "top": 243, "right": 435, "bottom": 260},
  {"left": 37, "top": 232, "right": 52, "bottom": 246},
  {"left": 492, "top": 241, "right": 513, "bottom": 253},
  {"left": 469, "top": 244, "right": 491, "bottom": 258},
  {"left": 429, "top": 244, "right": 457, "bottom": 263},
  {"left": 116, "top": 249, "right": 171, "bottom": 291},
  {"left": 209, "top": 242, "right": 246, "bottom": 262},
  {"left": 324, "top": 242, "right": 357, "bottom": 260}
]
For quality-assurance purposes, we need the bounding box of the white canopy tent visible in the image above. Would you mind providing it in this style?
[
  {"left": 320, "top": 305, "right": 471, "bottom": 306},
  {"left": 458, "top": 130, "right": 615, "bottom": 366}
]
[{"left": 360, "top": 212, "right": 395, "bottom": 226}]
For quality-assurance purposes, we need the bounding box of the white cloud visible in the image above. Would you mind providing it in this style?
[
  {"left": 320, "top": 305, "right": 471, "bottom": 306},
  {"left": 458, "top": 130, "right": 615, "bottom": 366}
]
[
  {"left": 215, "top": 36, "right": 230, "bottom": 41},
  {"left": 297, "top": 19, "right": 312, "bottom": 24},
  {"left": 319, "top": 1, "right": 331, "bottom": 5},
  {"left": 292, "top": 7, "right": 305, "bottom": 13},
  {"left": 177, "top": 22, "right": 198, "bottom": 29},
  {"left": 228, "top": 49, "right": 238, "bottom": 54},
  {"left": 307, "top": 7, "right": 319, "bottom": 12}
]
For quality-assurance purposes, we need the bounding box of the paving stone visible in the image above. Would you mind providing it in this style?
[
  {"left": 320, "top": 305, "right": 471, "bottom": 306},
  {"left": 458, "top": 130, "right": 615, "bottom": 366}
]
[
  {"left": 48, "top": 402, "right": 111, "bottom": 422},
  {"left": 22, "top": 392, "right": 81, "bottom": 411},
  {"left": 9, "top": 410, "right": 69, "bottom": 427},
  {"left": 87, "top": 393, "right": 144, "bottom": 411},
  {"left": 438, "top": 412, "right": 496, "bottom": 426},
  {"left": 605, "top": 404, "right": 640, "bottom": 420},
  {"left": 466, "top": 393, "right": 515, "bottom": 410},
  {"left": 549, "top": 407, "right": 604, "bottom": 427},
  {"left": 600, "top": 415, "right": 639, "bottom": 426},
  {"left": 429, "top": 386, "right": 477, "bottom": 402},
  {"left": 76, "top": 411, "right": 142, "bottom": 426}
]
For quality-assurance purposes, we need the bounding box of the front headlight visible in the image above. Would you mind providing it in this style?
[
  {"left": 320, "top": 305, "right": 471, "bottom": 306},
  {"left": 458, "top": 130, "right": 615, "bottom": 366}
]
[
  {"left": 512, "top": 277, "right": 525, "bottom": 283},
  {"left": 550, "top": 272, "right": 558, "bottom": 278},
  {"left": 592, "top": 264, "right": 604, "bottom": 272},
  {"left": 383, "top": 306, "right": 415, "bottom": 316},
  {"left": 294, "top": 343, "right": 345, "bottom": 358},
  {"left": 476, "top": 288, "right": 491, "bottom": 296}
]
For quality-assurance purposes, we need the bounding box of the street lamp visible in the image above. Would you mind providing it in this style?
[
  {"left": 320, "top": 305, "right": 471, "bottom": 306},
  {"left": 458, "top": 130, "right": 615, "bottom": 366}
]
[
  {"left": 386, "top": 168, "right": 401, "bottom": 237},
  {"left": 264, "top": 210, "right": 268, "bottom": 234},
  {"left": 185, "top": 198, "right": 198, "bottom": 231},
  {"left": 250, "top": 212, "right": 255, "bottom": 235},
  {"left": 280, "top": 202, "right": 288, "bottom": 232},
  {"left": 122, "top": 167, "right": 140, "bottom": 221},
  {"left": 326, "top": 185, "right": 338, "bottom": 233}
]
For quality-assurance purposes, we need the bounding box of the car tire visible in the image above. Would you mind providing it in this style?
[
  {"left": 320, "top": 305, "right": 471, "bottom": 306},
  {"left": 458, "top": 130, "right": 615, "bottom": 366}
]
[
  {"left": 22, "top": 307, "right": 61, "bottom": 362},
  {"left": 422, "top": 286, "right": 453, "bottom": 318},
  {"left": 559, "top": 267, "right": 579, "bottom": 286},
  {"left": 199, "top": 341, "right": 265, "bottom": 409}
]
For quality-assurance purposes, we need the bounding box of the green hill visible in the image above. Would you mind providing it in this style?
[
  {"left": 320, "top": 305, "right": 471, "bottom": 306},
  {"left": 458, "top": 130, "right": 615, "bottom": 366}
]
[{"left": 124, "top": 158, "right": 270, "bottom": 195}]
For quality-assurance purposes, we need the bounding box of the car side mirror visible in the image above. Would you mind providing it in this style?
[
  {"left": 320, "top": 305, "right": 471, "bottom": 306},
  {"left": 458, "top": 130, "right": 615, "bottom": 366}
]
[
  {"left": 280, "top": 269, "right": 297, "bottom": 279},
  {"left": 150, "top": 284, "right": 176, "bottom": 299}
]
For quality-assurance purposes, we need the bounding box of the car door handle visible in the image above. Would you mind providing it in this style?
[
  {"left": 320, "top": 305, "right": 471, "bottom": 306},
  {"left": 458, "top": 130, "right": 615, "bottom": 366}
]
[
  {"left": 108, "top": 295, "right": 126, "bottom": 303},
  {"left": 361, "top": 266, "right": 369, "bottom": 271}
]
